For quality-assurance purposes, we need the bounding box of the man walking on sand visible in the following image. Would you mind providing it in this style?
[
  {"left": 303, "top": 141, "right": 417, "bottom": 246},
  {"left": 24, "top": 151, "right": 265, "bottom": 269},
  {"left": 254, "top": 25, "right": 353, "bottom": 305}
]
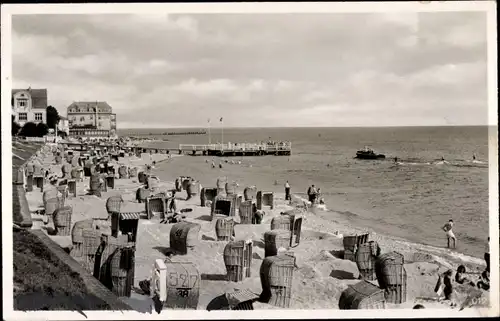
[
  {"left": 442, "top": 219, "right": 456, "bottom": 249},
  {"left": 284, "top": 181, "right": 291, "bottom": 201}
]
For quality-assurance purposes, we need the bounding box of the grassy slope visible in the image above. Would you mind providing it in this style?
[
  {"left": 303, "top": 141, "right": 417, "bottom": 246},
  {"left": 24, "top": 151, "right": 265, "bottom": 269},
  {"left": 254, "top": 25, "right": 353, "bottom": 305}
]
[{"left": 13, "top": 229, "right": 113, "bottom": 311}]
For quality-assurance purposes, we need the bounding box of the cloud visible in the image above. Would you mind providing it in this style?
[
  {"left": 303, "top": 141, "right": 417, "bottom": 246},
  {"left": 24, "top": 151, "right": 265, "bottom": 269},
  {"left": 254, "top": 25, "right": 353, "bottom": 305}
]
[{"left": 10, "top": 11, "right": 489, "bottom": 128}]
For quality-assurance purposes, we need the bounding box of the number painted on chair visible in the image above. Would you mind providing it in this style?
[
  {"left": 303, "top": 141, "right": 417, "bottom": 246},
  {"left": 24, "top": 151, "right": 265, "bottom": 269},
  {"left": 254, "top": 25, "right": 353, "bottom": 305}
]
[
  {"left": 190, "top": 275, "right": 198, "bottom": 288},
  {"left": 169, "top": 272, "right": 178, "bottom": 286},
  {"left": 179, "top": 273, "right": 188, "bottom": 287}
]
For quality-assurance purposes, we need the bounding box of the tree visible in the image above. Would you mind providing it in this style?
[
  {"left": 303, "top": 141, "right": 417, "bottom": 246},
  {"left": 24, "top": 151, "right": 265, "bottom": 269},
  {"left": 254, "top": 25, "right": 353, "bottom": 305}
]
[
  {"left": 19, "top": 122, "right": 38, "bottom": 137},
  {"left": 46, "top": 105, "right": 60, "bottom": 129},
  {"left": 12, "top": 115, "right": 21, "bottom": 136},
  {"left": 35, "top": 122, "right": 49, "bottom": 137}
]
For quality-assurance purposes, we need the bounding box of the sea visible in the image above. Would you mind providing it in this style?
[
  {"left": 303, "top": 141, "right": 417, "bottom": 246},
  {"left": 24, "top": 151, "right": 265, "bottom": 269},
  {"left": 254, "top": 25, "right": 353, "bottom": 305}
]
[{"left": 118, "top": 126, "right": 492, "bottom": 259}]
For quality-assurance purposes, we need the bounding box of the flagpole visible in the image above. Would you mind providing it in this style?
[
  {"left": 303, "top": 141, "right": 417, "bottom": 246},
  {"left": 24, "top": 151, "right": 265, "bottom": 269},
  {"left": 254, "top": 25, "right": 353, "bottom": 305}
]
[
  {"left": 208, "top": 119, "right": 211, "bottom": 144},
  {"left": 221, "top": 117, "right": 224, "bottom": 147}
]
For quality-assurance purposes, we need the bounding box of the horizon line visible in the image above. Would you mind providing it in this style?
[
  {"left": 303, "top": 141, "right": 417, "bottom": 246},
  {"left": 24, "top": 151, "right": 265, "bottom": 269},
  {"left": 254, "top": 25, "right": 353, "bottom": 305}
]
[{"left": 118, "top": 124, "right": 492, "bottom": 130}]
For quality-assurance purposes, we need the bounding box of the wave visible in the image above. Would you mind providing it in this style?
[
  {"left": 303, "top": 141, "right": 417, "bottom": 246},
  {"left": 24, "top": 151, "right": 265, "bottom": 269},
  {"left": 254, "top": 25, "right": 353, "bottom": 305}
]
[
  {"left": 391, "top": 160, "right": 487, "bottom": 168},
  {"left": 393, "top": 161, "right": 431, "bottom": 166}
]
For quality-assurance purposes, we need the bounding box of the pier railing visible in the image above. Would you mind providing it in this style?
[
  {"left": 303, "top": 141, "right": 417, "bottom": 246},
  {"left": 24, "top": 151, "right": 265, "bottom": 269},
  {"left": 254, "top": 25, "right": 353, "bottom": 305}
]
[{"left": 178, "top": 142, "right": 292, "bottom": 152}]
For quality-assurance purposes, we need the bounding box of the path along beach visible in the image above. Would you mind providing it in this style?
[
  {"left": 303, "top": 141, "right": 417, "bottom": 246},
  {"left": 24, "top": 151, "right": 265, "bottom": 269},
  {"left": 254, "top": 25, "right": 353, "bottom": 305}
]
[{"left": 20, "top": 142, "right": 491, "bottom": 312}]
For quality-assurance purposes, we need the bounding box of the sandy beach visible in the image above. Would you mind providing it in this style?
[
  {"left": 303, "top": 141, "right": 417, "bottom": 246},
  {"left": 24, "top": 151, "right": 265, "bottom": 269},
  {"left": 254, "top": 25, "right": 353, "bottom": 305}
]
[{"left": 24, "top": 148, "right": 490, "bottom": 313}]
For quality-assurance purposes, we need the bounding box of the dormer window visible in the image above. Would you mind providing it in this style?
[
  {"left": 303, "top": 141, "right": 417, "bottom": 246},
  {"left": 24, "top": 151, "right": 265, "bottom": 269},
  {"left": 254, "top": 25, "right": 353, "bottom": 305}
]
[{"left": 18, "top": 99, "right": 27, "bottom": 107}]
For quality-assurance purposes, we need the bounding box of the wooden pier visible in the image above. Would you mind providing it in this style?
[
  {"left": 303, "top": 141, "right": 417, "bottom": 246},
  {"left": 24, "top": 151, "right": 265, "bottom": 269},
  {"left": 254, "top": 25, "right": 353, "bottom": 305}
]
[
  {"left": 178, "top": 142, "right": 292, "bottom": 156},
  {"left": 59, "top": 141, "right": 174, "bottom": 155},
  {"left": 58, "top": 141, "right": 292, "bottom": 157}
]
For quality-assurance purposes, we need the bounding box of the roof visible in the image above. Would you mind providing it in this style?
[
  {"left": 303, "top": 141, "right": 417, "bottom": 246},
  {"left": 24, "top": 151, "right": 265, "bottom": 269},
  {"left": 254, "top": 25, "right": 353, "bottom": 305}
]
[
  {"left": 120, "top": 212, "right": 142, "bottom": 220},
  {"left": 12, "top": 89, "right": 48, "bottom": 109},
  {"left": 67, "top": 101, "right": 113, "bottom": 113}
]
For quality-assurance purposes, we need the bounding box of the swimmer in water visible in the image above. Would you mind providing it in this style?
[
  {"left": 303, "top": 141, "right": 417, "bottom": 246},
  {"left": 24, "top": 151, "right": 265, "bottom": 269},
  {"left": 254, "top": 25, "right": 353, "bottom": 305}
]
[{"left": 394, "top": 157, "right": 398, "bottom": 163}]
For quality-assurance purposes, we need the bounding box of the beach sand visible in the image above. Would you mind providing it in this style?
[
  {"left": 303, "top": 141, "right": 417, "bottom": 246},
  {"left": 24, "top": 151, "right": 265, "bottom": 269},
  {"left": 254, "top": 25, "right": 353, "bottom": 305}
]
[{"left": 24, "top": 150, "right": 490, "bottom": 313}]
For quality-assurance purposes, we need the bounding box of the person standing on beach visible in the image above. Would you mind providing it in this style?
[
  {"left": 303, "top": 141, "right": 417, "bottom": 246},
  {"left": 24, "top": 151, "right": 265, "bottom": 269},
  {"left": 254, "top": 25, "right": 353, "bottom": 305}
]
[
  {"left": 485, "top": 237, "right": 490, "bottom": 272},
  {"left": 312, "top": 185, "right": 318, "bottom": 204},
  {"left": 169, "top": 191, "right": 178, "bottom": 214},
  {"left": 284, "top": 181, "right": 291, "bottom": 201},
  {"left": 442, "top": 219, "right": 456, "bottom": 249}
]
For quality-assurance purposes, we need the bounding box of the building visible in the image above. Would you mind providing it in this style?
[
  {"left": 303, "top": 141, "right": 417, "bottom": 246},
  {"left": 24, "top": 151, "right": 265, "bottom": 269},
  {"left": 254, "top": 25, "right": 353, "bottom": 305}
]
[
  {"left": 11, "top": 88, "right": 48, "bottom": 126},
  {"left": 67, "top": 101, "right": 117, "bottom": 137},
  {"left": 57, "top": 116, "right": 70, "bottom": 136}
]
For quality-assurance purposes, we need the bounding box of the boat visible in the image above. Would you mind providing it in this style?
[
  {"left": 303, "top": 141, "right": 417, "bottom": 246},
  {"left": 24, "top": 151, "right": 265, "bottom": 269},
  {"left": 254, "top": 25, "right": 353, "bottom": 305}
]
[{"left": 355, "top": 147, "right": 385, "bottom": 160}]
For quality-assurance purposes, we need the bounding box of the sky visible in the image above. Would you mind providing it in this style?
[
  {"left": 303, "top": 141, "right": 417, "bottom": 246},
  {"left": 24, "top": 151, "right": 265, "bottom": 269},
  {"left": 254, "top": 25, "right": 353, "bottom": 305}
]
[{"left": 11, "top": 11, "right": 489, "bottom": 128}]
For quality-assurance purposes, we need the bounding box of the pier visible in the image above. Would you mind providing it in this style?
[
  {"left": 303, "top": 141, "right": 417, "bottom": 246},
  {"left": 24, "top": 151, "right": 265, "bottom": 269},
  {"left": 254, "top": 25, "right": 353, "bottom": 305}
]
[
  {"left": 57, "top": 141, "right": 292, "bottom": 157},
  {"left": 58, "top": 141, "right": 175, "bottom": 155},
  {"left": 178, "top": 142, "right": 292, "bottom": 156}
]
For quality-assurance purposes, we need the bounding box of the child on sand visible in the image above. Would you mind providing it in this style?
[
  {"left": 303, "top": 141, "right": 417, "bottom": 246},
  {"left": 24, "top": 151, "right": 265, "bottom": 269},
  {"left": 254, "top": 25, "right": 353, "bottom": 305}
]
[
  {"left": 455, "top": 265, "right": 475, "bottom": 286},
  {"left": 442, "top": 219, "right": 456, "bottom": 249},
  {"left": 477, "top": 270, "right": 490, "bottom": 290}
]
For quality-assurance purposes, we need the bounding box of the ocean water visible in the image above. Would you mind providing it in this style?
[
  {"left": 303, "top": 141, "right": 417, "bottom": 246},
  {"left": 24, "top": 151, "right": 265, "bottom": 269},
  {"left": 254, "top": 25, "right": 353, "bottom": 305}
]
[{"left": 119, "top": 126, "right": 491, "bottom": 258}]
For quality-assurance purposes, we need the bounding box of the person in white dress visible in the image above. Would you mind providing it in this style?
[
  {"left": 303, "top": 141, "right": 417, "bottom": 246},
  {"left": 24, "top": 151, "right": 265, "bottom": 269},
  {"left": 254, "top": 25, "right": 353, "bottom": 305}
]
[{"left": 442, "top": 219, "right": 456, "bottom": 249}]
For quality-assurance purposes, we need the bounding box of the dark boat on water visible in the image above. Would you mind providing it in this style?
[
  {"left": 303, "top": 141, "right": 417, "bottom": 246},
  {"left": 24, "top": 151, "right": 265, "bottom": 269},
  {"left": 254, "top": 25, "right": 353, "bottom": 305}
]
[{"left": 355, "top": 147, "right": 386, "bottom": 160}]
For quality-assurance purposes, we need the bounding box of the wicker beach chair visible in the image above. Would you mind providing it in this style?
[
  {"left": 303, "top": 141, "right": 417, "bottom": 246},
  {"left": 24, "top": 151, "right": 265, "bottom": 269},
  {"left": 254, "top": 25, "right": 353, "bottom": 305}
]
[
  {"left": 355, "top": 241, "right": 380, "bottom": 281},
  {"left": 375, "top": 251, "right": 407, "bottom": 304},
  {"left": 338, "top": 280, "right": 386, "bottom": 309},
  {"left": 215, "top": 217, "right": 236, "bottom": 241},
  {"left": 53, "top": 206, "right": 73, "bottom": 236},
  {"left": 264, "top": 230, "right": 291, "bottom": 257},
  {"left": 151, "top": 259, "right": 200, "bottom": 310},
  {"left": 169, "top": 222, "right": 201, "bottom": 255},
  {"left": 260, "top": 253, "right": 295, "bottom": 308},
  {"left": 224, "top": 240, "right": 253, "bottom": 282}
]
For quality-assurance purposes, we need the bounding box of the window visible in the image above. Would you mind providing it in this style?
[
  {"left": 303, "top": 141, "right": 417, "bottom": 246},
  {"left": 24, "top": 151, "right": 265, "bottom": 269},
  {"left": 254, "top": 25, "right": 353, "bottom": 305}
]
[
  {"left": 99, "top": 116, "right": 102, "bottom": 120},
  {"left": 90, "top": 115, "right": 93, "bottom": 120},
  {"left": 18, "top": 113, "right": 27, "bottom": 121},
  {"left": 18, "top": 100, "right": 27, "bottom": 107},
  {"left": 80, "top": 116, "right": 85, "bottom": 121},
  {"left": 35, "top": 113, "right": 43, "bottom": 121},
  {"left": 98, "top": 122, "right": 102, "bottom": 128}
]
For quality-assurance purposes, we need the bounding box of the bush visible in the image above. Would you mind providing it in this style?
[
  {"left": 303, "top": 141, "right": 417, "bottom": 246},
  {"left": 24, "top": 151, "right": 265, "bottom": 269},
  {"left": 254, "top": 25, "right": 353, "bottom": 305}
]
[
  {"left": 19, "top": 122, "right": 38, "bottom": 137},
  {"left": 19, "top": 122, "right": 50, "bottom": 137},
  {"left": 36, "top": 123, "right": 49, "bottom": 137}
]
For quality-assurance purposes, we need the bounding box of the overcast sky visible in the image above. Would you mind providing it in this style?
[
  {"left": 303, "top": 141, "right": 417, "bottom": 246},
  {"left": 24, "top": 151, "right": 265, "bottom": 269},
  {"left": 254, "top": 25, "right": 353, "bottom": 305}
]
[{"left": 12, "top": 11, "right": 488, "bottom": 128}]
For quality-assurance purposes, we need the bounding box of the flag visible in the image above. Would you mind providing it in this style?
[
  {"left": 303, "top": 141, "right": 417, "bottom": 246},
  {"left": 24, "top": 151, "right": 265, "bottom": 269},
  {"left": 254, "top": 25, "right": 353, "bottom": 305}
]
[{"left": 220, "top": 117, "right": 223, "bottom": 122}]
